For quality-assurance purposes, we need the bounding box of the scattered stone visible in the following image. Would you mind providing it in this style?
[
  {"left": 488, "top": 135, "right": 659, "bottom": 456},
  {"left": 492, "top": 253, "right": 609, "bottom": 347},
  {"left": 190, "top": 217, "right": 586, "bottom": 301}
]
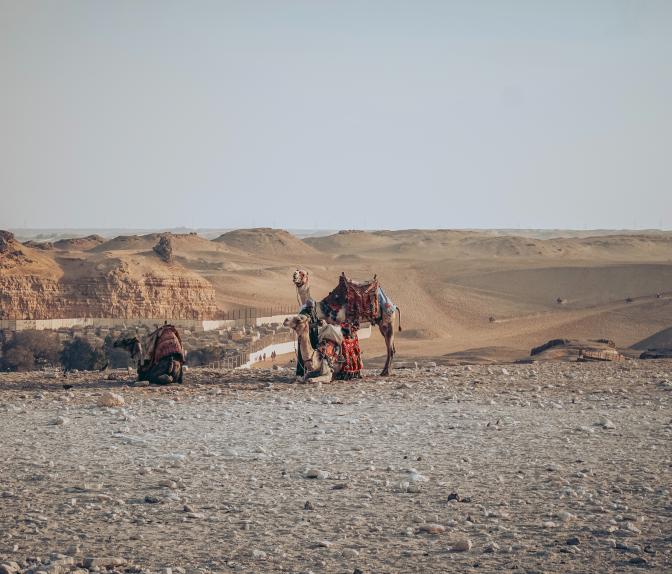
[
  {"left": 342, "top": 548, "right": 360, "bottom": 559},
  {"left": 417, "top": 523, "right": 445, "bottom": 534},
  {"left": 251, "top": 549, "right": 267, "bottom": 560},
  {"left": 97, "top": 392, "right": 125, "bottom": 408},
  {"left": 83, "top": 557, "right": 126, "bottom": 568},
  {"left": 448, "top": 538, "right": 473, "bottom": 552},
  {"left": 304, "top": 469, "right": 328, "bottom": 480},
  {"left": 304, "top": 500, "right": 314, "bottom": 510},
  {"left": 49, "top": 416, "right": 69, "bottom": 426}
]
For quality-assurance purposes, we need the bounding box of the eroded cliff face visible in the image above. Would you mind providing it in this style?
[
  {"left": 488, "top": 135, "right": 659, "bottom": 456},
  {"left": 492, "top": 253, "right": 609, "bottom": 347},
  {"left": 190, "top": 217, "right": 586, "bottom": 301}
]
[{"left": 0, "top": 232, "right": 218, "bottom": 320}]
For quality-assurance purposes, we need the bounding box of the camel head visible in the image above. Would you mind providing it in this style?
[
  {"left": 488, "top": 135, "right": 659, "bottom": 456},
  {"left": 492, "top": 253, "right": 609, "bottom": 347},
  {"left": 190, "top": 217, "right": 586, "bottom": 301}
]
[
  {"left": 292, "top": 268, "right": 309, "bottom": 288},
  {"left": 113, "top": 336, "right": 143, "bottom": 360},
  {"left": 283, "top": 314, "right": 310, "bottom": 335}
]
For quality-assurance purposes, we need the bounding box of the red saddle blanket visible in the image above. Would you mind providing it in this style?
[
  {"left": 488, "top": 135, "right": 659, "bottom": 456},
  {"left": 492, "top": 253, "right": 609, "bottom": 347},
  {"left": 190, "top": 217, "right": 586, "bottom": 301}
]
[
  {"left": 323, "top": 273, "right": 380, "bottom": 324},
  {"left": 147, "top": 325, "right": 184, "bottom": 364},
  {"left": 339, "top": 336, "right": 363, "bottom": 377}
]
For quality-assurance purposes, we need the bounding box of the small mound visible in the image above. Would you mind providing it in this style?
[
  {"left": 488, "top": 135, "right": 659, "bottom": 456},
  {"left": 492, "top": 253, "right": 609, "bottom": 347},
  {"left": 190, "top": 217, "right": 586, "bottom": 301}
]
[
  {"left": 213, "top": 228, "right": 316, "bottom": 255},
  {"left": 632, "top": 326, "right": 672, "bottom": 351},
  {"left": 95, "top": 232, "right": 212, "bottom": 253},
  {"left": 23, "top": 240, "right": 54, "bottom": 250},
  {"left": 530, "top": 338, "right": 624, "bottom": 362},
  {"left": 53, "top": 235, "right": 105, "bottom": 250}
]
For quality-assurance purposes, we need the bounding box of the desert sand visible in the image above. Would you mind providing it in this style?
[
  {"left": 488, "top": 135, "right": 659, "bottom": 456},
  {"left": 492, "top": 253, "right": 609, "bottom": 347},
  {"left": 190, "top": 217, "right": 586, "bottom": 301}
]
[
  {"left": 3, "top": 228, "right": 672, "bottom": 364},
  {"left": 2, "top": 228, "right": 671, "bottom": 573},
  {"left": 0, "top": 361, "right": 671, "bottom": 573}
]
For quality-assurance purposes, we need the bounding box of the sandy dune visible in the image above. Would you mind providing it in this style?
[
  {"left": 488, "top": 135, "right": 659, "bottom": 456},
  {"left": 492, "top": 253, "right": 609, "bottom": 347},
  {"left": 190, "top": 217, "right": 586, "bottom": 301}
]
[{"left": 3, "top": 228, "right": 671, "bottom": 363}]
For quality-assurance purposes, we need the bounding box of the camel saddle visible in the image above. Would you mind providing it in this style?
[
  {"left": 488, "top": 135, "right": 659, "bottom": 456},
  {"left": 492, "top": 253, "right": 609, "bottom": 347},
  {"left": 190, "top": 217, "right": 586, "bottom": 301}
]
[
  {"left": 146, "top": 324, "right": 185, "bottom": 364},
  {"left": 322, "top": 273, "right": 380, "bottom": 324}
]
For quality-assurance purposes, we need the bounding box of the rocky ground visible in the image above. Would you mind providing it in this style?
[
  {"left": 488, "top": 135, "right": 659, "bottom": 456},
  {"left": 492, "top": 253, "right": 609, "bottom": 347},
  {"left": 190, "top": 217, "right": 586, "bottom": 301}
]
[{"left": 0, "top": 361, "right": 671, "bottom": 574}]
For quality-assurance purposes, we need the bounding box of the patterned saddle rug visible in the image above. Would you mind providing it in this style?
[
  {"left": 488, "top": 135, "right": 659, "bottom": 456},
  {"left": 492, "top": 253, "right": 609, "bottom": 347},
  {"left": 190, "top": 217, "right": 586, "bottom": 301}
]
[
  {"left": 322, "top": 273, "right": 380, "bottom": 324},
  {"left": 146, "top": 324, "right": 185, "bottom": 365}
]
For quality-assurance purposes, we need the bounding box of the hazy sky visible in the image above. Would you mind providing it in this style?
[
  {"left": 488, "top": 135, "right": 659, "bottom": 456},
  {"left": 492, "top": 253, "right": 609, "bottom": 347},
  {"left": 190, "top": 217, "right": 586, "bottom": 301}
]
[{"left": 1, "top": 1, "right": 671, "bottom": 230}]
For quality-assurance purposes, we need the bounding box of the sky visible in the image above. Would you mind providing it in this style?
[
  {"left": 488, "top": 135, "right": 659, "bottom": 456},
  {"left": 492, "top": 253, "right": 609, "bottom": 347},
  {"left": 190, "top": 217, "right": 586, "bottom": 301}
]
[{"left": 1, "top": 0, "right": 671, "bottom": 230}]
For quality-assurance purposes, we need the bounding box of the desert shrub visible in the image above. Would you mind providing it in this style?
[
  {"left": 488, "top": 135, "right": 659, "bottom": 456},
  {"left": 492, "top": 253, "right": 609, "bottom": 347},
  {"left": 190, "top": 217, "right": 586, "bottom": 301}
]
[
  {"left": 187, "top": 346, "right": 222, "bottom": 366},
  {"left": 1, "top": 346, "right": 35, "bottom": 371},
  {"left": 60, "top": 337, "right": 107, "bottom": 371},
  {"left": 0, "top": 330, "right": 62, "bottom": 371}
]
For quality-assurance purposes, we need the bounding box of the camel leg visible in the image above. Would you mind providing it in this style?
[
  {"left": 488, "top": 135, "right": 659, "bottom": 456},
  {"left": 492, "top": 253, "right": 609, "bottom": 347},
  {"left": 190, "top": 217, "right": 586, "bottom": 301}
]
[{"left": 379, "top": 321, "right": 395, "bottom": 376}]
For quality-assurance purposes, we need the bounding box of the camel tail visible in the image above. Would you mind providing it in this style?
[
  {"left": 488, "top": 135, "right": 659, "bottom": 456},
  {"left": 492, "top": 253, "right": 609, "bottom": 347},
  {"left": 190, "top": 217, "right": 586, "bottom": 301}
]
[{"left": 396, "top": 306, "right": 402, "bottom": 332}]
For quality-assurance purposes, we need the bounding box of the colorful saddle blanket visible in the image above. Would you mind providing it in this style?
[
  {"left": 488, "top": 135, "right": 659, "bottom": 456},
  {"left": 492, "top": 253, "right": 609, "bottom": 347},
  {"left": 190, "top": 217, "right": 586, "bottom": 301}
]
[
  {"left": 322, "top": 273, "right": 380, "bottom": 324},
  {"left": 339, "top": 335, "right": 363, "bottom": 378},
  {"left": 146, "top": 325, "right": 184, "bottom": 364}
]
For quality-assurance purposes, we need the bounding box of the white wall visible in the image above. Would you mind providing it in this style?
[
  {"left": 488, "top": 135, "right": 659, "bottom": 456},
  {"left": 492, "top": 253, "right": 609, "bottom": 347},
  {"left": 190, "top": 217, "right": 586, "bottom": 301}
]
[{"left": 242, "top": 324, "right": 372, "bottom": 368}]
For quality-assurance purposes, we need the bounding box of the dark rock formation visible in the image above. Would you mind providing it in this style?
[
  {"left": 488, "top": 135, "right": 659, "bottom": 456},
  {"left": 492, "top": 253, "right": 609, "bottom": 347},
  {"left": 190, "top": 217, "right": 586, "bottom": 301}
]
[{"left": 153, "top": 235, "right": 174, "bottom": 263}]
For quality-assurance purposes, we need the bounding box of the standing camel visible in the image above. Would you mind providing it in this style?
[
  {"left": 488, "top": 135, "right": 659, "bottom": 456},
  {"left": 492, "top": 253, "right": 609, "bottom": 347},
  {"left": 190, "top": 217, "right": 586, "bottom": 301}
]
[{"left": 292, "top": 269, "right": 401, "bottom": 376}]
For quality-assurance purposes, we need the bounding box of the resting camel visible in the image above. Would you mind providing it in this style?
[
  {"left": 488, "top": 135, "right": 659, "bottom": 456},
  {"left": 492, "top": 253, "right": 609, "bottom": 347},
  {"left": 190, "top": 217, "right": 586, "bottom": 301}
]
[
  {"left": 283, "top": 315, "right": 337, "bottom": 383},
  {"left": 292, "top": 269, "right": 400, "bottom": 376},
  {"left": 114, "top": 324, "right": 185, "bottom": 384}
]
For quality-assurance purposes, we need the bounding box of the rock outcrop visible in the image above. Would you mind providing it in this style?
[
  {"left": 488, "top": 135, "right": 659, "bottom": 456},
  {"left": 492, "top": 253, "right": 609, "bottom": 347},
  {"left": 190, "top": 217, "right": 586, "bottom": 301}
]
[
  {"left": 0, "top": 230, "right": 218, "bottom": 320},
  {"left": 153, "top": 235, "right": 174, "bottom": 263}
]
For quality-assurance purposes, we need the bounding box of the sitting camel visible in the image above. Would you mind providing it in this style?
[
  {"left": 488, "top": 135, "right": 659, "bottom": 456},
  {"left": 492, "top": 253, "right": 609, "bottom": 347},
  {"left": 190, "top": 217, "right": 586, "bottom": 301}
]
[
  {"left": 114, "top": 323, "right": 185, "bottom": 384},
  {"left": 284, "top": 315, "right": 362, "bottom": 383},
  {"left": 292, "top": 269, "right": 400, "bottom": 376}
]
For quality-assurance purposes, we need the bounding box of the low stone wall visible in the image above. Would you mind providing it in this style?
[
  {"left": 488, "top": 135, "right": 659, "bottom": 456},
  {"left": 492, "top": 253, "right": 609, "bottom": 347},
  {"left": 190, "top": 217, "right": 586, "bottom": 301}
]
[
  {"left": 242, "top": 324, "right": 372, "bottom": 368},
  {"left": 0, "top": 314, "right": 293, "bottom": 333}
]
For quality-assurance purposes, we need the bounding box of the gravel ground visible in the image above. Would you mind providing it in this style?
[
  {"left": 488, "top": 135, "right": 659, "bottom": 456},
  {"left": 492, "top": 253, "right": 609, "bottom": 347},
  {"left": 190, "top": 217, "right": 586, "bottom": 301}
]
[{"left": 1, "top": 361, "right": 671, "bottom": 574}]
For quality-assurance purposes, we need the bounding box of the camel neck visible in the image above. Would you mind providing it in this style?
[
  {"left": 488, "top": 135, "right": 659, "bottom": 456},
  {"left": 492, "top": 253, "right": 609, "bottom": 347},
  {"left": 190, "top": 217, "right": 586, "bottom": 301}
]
[
  {"left": 297, "top": 284, "right": 312, "bottom": 305},
  {"left": 297, "top": 328, "right": 316, "bottom": 365}
]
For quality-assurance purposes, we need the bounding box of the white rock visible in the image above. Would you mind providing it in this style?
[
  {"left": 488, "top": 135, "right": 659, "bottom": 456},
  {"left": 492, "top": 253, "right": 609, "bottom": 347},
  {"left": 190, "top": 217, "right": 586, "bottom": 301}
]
[
  {"left": 407, "top": 470, "right": 428, "bottom": 482},
  {"left": 342, "top": 548, "right": 359, "bottom": 559},
  {"left": 449, "top": 538, "right": 473, "bottom": 552},
  {"left": 417, "top": 523, "right": 445, "bottom": 534},
  {"left": 97, "top": 392, "right": 125, "bottom": 408},
  {"left": 304, "top": 469, "right": 328, "bottom": 480}
]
